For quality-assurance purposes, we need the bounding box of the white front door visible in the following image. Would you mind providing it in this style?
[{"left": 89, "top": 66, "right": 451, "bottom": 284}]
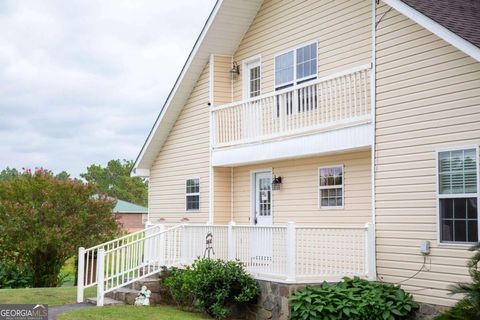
[{"left": 254, "top": 171, "right": 272, "bottom": 226}]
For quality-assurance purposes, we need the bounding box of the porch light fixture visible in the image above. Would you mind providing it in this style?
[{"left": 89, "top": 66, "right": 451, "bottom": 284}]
[
  {"left": 230, "top": 61, "right": 240, "bottom": 80},
  {"left": 272, "top": 175, "right": 283, "bottom": 190}
]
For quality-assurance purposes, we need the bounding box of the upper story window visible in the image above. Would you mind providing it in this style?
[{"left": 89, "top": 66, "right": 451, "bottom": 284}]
[
  {"left": 186, "top": 178, "right": 200, "bottom": 211},
  {"left": 275, "top": 42, "right": 317, "bottom": 89},
  {"left": 438, "top": 148, "right": 479, "bottom": 243},
  {"left": 319, "top": 165, "right": 344, "bottom": 208}
]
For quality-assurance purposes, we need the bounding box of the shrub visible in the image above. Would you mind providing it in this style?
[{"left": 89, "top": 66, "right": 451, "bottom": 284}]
[
  {"left": 0, "top": 262, "right": 33, "bottom": 288},
  {"left": 0, "top": 168, "right": 120, "bottom": 287},
  {"left": 436, "top": 243, "right": 480, "bottom": 320},
  {"left": 162, "top": 258, "right": 260, "bottom": 319},
  {"left": 161, "top": 267, "right": 195, "bottom": 309},
  {"left": 290, "top": 277, "right": 418, "bottom": 320}
]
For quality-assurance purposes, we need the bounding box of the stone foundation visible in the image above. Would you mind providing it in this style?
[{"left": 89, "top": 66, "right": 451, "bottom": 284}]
[
  {"left": 245, "top": 280, "right": 312, "bottom": 320},
  {"left": 414, "top": 303, "right": 449, "bottom": 320}
]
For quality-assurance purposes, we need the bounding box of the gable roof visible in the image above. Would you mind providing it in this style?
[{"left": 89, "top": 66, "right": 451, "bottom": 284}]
[
  {"left": 132, "top": 0, "right": 263, "bottom": 176},
  {"left": 133, "top": 0, "right": 480, "bottom": 176},
  {"left": 383, "top": 0, "right": 480, "bottom": 61},
  {"left": 113, "top": 199, "right": 148, "bottom": 214},
  {"left": 402, "top": 0, "right": 480, "bottom": 49}
]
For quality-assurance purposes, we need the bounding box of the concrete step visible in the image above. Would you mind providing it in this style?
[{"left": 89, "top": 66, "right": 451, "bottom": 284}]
[
  {"left": 86, "top": 297, "right": 125, "bottom": 306},
  {"left": 106, "top": 287, "right": 140, "bottom": 305},
  {"left": 129, "top": 276, "right": 161, "bottom": 293}
]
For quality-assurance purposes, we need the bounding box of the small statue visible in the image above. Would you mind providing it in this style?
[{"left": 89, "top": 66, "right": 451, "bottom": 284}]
[{"left": 134, "top": 285, "right": 151, "bottom": 306}]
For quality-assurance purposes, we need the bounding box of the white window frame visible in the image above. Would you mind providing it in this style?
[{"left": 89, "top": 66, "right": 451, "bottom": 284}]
[
  {"left": 318, "top": 164, "right": 344, "bottom": 209},
  {"left": 242, "top": 55, "right": 262, "bottom": 99},
  {"left": 185, "top": 177, "right": 200, "bottom": 212},
  {"left": 436, "top": 145, "right": 480, "bottom": 246},
  {"left": 274, "top": 40, "right": 318, "bottom": 90}
]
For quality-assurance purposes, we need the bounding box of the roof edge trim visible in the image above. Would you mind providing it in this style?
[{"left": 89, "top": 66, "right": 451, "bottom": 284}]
[
  {"left": 132, "top": 0, "right": 223, "bottom": 176},
  {"left": 382, "top": 0, "right": 480, "bottom": 62}
]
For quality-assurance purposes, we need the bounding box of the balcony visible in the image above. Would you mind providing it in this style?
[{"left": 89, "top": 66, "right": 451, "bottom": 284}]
[{"left": 210, "top": 64, "right": 373, "bottom": 166}]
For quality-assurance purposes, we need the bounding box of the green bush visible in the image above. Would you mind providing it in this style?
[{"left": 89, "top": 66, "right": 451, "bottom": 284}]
[
  {"left": 435, "top": 243, "right": 480, "bottom": 320},
  {"left": 161, "top": 267, "right": 195, "bottom": 309},
  {"left": 290, "top": 277, "right": 418, "bottom": 320},
  {"left": 0, "top": 262, "right": 33, "bottom": 288},
  {"left": 162, "top": 258, "right": 260, "bottom": 319}
]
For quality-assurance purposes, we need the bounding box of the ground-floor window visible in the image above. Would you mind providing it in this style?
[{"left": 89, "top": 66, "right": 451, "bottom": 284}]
[
  {"left": 438, "top": 148, "right": 479, "bottom": 243},
  {"left": 186, "top": 178, "right": 200, "bottom": 211},
  {"left": 319, "top": 165, "right": 344, "bottom": 208}
]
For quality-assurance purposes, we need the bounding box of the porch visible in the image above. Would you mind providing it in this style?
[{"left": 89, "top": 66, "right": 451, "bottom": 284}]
[
  {"left": 210, "top": 64, "right": 372, "bottom": 166},
  {"left": 77, "top": 222, "right": 375, "bottom": 306}
]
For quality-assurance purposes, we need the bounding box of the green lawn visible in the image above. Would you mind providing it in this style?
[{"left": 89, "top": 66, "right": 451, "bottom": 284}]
[
  {"left": 0, "top": 286, "right": 96, "bottom": 306},
  {"left": 58, "top": 305, "right": 209, "bottom": 320}
]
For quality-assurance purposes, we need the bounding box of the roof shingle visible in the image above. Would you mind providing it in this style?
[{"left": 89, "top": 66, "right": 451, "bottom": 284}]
[{"left": 401, "top": 0, "right": 480, "bottom": 48}]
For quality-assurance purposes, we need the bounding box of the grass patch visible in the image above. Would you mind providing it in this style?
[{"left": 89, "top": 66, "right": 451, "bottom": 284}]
[
  {"left": 58, "top": 305, "right": 209, "bottom": 320},
  {"left": 0, "top": 286, "right": 96, "bottom": 306}
]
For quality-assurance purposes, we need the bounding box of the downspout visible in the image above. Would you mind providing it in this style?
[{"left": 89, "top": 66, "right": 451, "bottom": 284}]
[
  {"left": 208, "top": 54, "right": 215, "bottom": 225},
  {"left": 371, "top": 0, "right": 377, "bottom": 278}
]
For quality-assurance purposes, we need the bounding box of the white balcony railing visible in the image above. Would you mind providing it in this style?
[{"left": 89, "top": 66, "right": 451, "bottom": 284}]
[
  {"left": 78, "top": 222, "right": 375, "bottom": 305},
  {"left": 211, "top": 64, "right": 372, "bottom": 148}
]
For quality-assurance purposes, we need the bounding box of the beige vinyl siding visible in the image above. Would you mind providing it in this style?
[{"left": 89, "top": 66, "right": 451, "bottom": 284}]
[
  {"left": 213, "top": 55, "right": 233, "bottom": 106},
  {"left": 213, "top": 167, "right": 232, "bottom": 224},
  {"left": 375, "top": 4, "right": 480, "bottom": 306},
  {"left": 232, "top": 150, "right": 371, "bottom": 225},
  {"left": 231, "top": 0, "right": 372, "bottom": 101},
  {"left": 149, "top": 63, "right": 211, "bottom": 224}
]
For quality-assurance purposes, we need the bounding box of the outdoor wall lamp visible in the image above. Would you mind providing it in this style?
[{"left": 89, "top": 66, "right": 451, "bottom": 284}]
[
  {"left": 230, "top": 61, "right": 240, "bottom": 80},
  {"left": 272, "top": 175, "right": 283, "bottom": 190}
]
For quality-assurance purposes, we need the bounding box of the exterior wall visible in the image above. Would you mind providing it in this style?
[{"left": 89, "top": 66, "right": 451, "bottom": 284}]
[
  {"left": 375, "top": 4, "right": 480, "bottom": 307},
  {"left": 231, "top": 150, "right": 372, "bottom": 225},
  {"left": 213, "top": 166, "right": 232, "bottom": 224},
  {"left": 148, "top": 63, "right": 211, "bottom": 224},
  {"left": 213, "top": 55, "right": 233, "bottom": 106},
  {"left": 115, "top": 213, "right": 147, "bottom": 233},
  {"left": 232, "top": 0, "right": 372, "bottom": 101}
]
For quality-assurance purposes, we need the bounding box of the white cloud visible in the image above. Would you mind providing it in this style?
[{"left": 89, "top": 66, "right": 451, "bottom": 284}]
[{"left": 0, "top": 0, "right": 216, "bottom": 176}]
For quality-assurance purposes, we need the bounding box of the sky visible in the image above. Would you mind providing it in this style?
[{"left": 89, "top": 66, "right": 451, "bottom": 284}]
[{"left": 0, "top": 0, "right": 216, "bottom": 177}]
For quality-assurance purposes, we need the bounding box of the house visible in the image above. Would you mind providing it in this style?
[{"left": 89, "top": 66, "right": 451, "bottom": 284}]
[
  {"left": 113, "top": 199, "right": 148, "bottom": 233},
  {"left": 77, "top": 0, "right": 480, "bottom": 316}
]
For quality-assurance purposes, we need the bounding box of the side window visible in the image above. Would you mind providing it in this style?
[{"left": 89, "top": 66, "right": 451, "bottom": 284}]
[
  {"left": 274, "top": 42, "right": 317, "bottom": 90},
  {"left": 186, "top": 178, "right": 200, "bottom": 211},
  {"left": 296, "top": 43, "right": 317, "bottom": 82},
  {"left": 275, "top": 51, "right": 294, "bottom": 89},
  {"left": 319, "top": 166, "right": 344, "bottom": 208},
  {"left": 438, "top": 148, "right": 478, "bottom": 243}
]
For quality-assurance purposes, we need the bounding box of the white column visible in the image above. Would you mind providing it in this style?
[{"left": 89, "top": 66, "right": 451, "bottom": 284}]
[
  {"left": 96, "top": 249, "right": 105, "bottom": 306},
  {"left": 227, "top": 221, "right": 236, "bottom": 260},
  {"left": 365, "top": 223, "right": 376, "bottom": 280},
  {"left": 286, "top": 221, "right": 296, "bottom": 282},
  {"left": 76, "top": 247, "right": 85, "bottom": 303}
]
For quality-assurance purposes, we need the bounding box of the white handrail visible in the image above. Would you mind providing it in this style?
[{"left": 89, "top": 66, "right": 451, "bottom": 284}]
[
  {"left": 78, "top": 222, "right": 373, "bottom": 306},
  {"left": 212, "top": 64, "right": 372, "bottom": 148}
]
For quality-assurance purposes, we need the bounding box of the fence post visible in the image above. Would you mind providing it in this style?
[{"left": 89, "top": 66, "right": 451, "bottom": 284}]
[
  {"left": 365, "top": 223, "right": 376, "bottom": 280},
  {"left": 96, "top": 249, "right": 105, "bottom": 306},
  {"left": 286, "top": 221, "right": 296, "bottom": 282},
  {"left": 158, "top": 224, "right": 166, "bottom": 266},
  {"left": 76, "top": 247, "right": 85, "bottom": 303},
  {"left": 227, "top": 221, "right": 236, "bottom": 260}
]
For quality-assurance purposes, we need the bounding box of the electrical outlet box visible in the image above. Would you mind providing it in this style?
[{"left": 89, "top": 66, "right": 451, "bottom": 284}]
[{"left": 420, "top": 240, "right": 430, "bottom": 255}]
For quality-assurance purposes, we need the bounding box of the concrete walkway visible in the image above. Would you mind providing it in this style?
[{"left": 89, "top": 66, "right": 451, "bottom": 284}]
[{"left": 48, "top": 303, "right": 93, "bottom": 320}]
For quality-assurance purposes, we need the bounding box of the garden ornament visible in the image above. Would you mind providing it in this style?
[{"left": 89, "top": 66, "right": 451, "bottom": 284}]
[{"left": 134, "top": 285, "right": 151, "bottom": 306}]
